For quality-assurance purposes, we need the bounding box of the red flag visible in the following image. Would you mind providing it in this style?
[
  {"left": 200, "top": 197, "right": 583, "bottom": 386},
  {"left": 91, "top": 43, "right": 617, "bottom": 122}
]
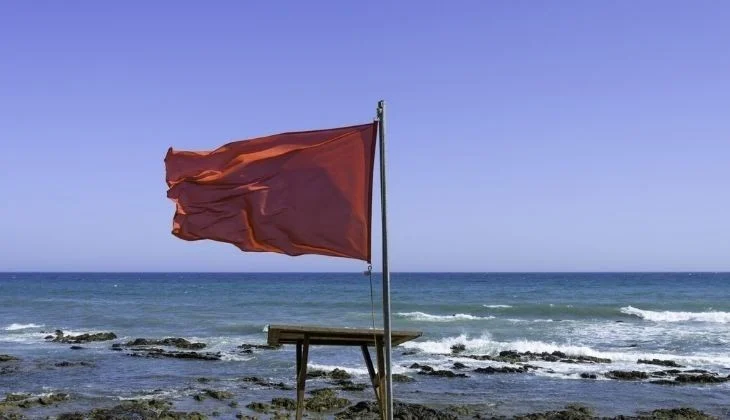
[{"left": 165, "top": 122, "right": 377, "bottom": 262}]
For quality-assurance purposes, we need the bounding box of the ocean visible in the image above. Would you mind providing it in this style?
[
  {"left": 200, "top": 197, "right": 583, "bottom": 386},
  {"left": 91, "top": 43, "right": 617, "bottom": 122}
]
[{"left": 1, "top": 272, "right": 729, "bottom": 418}]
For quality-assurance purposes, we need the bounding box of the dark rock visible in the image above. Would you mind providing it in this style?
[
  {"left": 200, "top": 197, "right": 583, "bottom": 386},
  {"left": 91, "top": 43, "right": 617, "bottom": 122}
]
[
  {"left": 401, "top": 350, "right": 418, "bottom": 356},
  {"left": 0, "top": 355, "right": 18, "bottom": 363},
  {"left": 239, "top": 376, "right": 293, "bottom": 390},
  {"left": 332, "top": 379, "right": 368, "bottom": 391},
  {"left": 512, "top": 404, "right": 593, "bottom": 420},
  {"left": 53, "top": 361, "right": 94, "bottom": 368},
  {"left": 638, "top": 358, "right": 683, "bottom": 368},
  {"left": 197, "top": 377, "right": 212, "bottom": 383},
  {"left": 570, "top": 355, "right": 611, "bottom": 364},
  {"left": 474, "top": 366, "right": 528, "bottom": 374},
  {"left": 271, "top": 397, "right": 297, "bottom": 411},
  {"left": 451, "top": 344, "right": 466, "bottom": 354},
  {"left": 193, "top": 395, "right": 205, "bottom": 402},
  {"left": 392, "top": 374, "right": 415, "bottom": 382},
  {"left": 126, "top": 337, "right": 206, "bottom": 350},
  {"left": 238, "top": 343, "right": 280, "bottom": 351},
  {"left": 87, "top": 400, "right": 205, "bottom": 419},
  {"left": 453, "top": 362, "right": 467, "bottom": 369},
  {"left": 638, "top": 407, "right": 715, "bottom": 419},
  {"left": 580, "top": 373, "right": 597, "bottom": 379},
  {"left": 675, "top": 373, "right": 729, "bottom": 384},
  {"left": 551, "top": 351, "right": 567, "bottom": 358},
  {"left": 305, "top": 388, "right": 350, "bottom": 412},
  {"left": 684, "top": 369, "right": 711, "bottom": 374},
  {"left": 203, "top": 389, "right": 233, "bottom": 400},
  {"left": 606, "top": 370, "right": 649, "bottom": 380},
  {"left": 52, "top": 331, "right": 116, "bottom": 344},
  {"left": 307, "top": 369, "right": 328, "bottom": 379},
  {"left": 419, "top": 369, "right": 469, "bottom": 378},
  {"left": 246, "top": 402, "right": 271, "bottom": 413},
  {"left": 229, "top": 401, "right": 238, "bottom": 408},
  {"left": 69, "top": 346, "right": 84, "bottom": 350},
  {"left": 129, "top": 347, "right": 221, "bottom": 361},
  {"left": 335, "top": 400, "right": 458, "bottom": 420},
  {"left": 330, "top": 368, "right": 351, "bottom": 380},
  {"left": 111, "top": 343, "right": 123, "bottom": 351},
  {"left": 44, "top": 335, "right": 54, "bottom": 340}
]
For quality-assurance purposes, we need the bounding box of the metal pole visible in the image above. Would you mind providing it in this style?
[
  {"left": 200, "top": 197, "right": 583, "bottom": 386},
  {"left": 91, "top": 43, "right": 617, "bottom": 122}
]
[{"left": 377, "top": 99, "right": 393, "bottom": 420}]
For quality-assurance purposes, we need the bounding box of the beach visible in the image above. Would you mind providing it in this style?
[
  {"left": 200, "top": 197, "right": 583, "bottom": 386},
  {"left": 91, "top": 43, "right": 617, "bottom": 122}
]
[{"left": 1, "top": 272, "right": 729, "bottom": 419}]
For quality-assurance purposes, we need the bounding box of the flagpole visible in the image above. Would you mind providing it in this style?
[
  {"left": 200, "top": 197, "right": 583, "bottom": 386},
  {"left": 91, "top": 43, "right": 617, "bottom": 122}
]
[{"left": 376, "top": 100, "right": 393, "bottom": 420}]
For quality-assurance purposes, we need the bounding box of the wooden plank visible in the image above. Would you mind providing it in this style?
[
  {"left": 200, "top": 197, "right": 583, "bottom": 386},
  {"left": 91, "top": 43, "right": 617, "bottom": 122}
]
[
  {"left": 296, "top": 335, "right": 309, "bottom": 420},
  {"left": 361, "top": 344, "right": 381, "bottom": 409},
  {"left": 268, "top": 324, "right": 421, "bottom": 347}
]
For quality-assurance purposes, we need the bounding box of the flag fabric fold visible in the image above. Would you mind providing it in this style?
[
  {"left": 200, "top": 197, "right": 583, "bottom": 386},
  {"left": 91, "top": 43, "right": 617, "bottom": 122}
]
[{"left": 165, "top": 122, "right": 377, "bottom": 262}]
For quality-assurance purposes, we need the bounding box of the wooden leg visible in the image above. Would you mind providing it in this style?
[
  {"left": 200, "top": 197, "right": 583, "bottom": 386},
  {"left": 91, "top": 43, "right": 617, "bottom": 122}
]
[
  {"left": 375, "top": 336, "right": 386, "bottom": 420},
  {"left": 296, "top": 335, "right": 310, "bottom": 420},
  {"left": 361, "top": 344, "right": 382, "bottom": 408}
]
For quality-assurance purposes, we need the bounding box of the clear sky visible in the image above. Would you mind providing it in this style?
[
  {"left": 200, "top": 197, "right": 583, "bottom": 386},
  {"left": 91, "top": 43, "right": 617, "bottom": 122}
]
[{"left": 1, "top": 1, "right": 728, "bottom": 272}]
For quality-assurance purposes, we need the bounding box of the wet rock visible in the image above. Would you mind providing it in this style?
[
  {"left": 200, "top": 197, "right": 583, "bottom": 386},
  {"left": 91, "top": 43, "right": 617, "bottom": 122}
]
[
  {"left": 330, "top": 368, "right": 352, "bottom": 380},
  {"left": 580, "top": 373, "right": 597, "bottom": 379},
  {"left": 674, "top": 373, "right": 729, "bottom": 384},
  {"left": 229, "top": 401, "right": 238, "bottom": 408},
  {"left": 606, "top": 370, "right": 649, "bottom": 380},
  {"left": 333, "top": 379, "right": 368, "bottom": 391},
  {"left": 307, "top": 369, "right": 328, "bottom": 379},
  {"left": 453, "top": 362, "right": 467, "bottom": 369},
  {"left": 53, "top": 361, "right": 94, "bottom": 368},
  {"left": 69, "top": 346, "right": 84, "bottom": 350},
  {"left": 684, "top": 369, "right": 711, "bottom": 374},
  {"left": 305, "top": 389, "right": 350, "bottom": 412},
  {"left": 392, "top": 374, "right": 415, "bottom": 383},
  {"left": 409, "top": 363, "right": 429, "bottom": 370},
  {"left": 239, "top": 376, "right": 293, "bottom": 390},
  {"left": 51, "top": 331, "right": 117, "bottom": 344},
  {"left": 271, "top": 397, "right": 297, "bottom": 411},
  {"left": 420, "top": 369, "right": 468, "bottom": 378},
  {"left": 111, "top": 343, "right": 123, "bottom": 351},
  {"left": 238, "top": 343, "right": 280, "bottom": 351},
  {"left": 197, "top": 377, "right": 212, "bottom": 383},
  {"left": 0, "top": 355, "right": 18, "bottom": 363},
  {"left": 246, "top": 402, "right": 270, "bottom": 413},
  {"left": 126, "top": 337, "right": 206, "bottom": 350},
  {"left": 637, "top": 407, "right": 716, "bottom": 419},
  {"left": 474, "top": 366, "right": 528, "bottom": 374},
  {"left": 512, "top": 404, "right": 594, "bottom": 420},
  {"left": 638, "top": 359, "right": 683, "bottom": 368},
  {"left": 451, "top": 344, "right": 466, "bottom": 354},
  {"left": 129, "top": 347, "right": 221, "bottom": 361},
  {"left": 401, "top": 350, "right": 418, "bottom": 356},
  {"left": 203, "top": 389, "right": 233, "bottom": 400},
  {"left": 86, "top": 400, "right": 205, "bottom": 419},
  {"left": 335, "top": 400, "right": 458, "bottom": 420},
  {"left": 1, "top": 393, "right": 69, "bottom": 410},
  {"left": 551, "top": 351, "right": 568, "bottom": 358}
]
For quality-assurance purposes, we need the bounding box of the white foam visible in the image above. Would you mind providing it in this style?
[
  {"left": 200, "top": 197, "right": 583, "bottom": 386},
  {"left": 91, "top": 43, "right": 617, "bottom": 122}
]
[
  {"left": 396, "top": 312, "right": 494, "bottom": 322},
  {"left": 4, "top": 323, "right": 44, "bottom": 331},
  {"left": 483, "top": 305, "right": 512, "bottom": 308},
  {"left": 621, "top": 306, "right": 730, "bottom": 323},
  {"left": 401, "top": 333, "right": 730, "bottom": 369}
]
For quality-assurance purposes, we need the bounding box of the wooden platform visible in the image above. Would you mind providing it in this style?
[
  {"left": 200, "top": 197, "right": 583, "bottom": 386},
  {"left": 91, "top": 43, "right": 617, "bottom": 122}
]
[{"left": 267, "top": 324, "right": 422, "bottom": 420}]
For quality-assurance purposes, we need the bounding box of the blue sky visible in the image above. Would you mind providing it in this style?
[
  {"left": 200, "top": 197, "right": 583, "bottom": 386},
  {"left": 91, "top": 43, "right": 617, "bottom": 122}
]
[{"left": 1, "top": 1, "right": 728, "bottom": 272}]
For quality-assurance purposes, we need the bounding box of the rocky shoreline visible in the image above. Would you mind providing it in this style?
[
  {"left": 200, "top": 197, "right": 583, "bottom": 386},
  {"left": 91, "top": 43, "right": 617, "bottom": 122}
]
[{"left": 1, "top": 330, "right": 728, "bottom": 419}]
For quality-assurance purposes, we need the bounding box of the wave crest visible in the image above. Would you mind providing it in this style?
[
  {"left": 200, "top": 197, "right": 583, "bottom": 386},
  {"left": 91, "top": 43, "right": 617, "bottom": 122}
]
[
  {"left": 621, "top": 306, "right": 730, "bottom": 323},
  {"left": 4, "top": 323, "right": 44, "bottom": 331},
  {"left": 396, "top": 312, "right": 494, "bottom": 322}
]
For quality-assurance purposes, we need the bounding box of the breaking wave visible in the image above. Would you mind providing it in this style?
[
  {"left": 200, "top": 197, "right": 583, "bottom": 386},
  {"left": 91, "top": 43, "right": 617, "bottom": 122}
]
[
  {"left": 621, "top": 306, "right": 730, "bottom": 323},
  {"left": 4, "top": 323, "right": 44, "bottom": 331},
  {"left": 395, "top": 312, "right": 494, "bottom": 322}
]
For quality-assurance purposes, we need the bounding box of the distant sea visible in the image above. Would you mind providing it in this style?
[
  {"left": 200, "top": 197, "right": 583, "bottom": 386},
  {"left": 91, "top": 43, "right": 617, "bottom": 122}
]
[{"left": 1, "top": 272, "right": 730, "bottom": 418}]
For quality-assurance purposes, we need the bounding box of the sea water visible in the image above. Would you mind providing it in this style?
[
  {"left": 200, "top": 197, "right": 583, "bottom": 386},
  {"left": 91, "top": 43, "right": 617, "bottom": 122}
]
[{"left": 1, "top": 272, "right": 729, "bottom": 417}]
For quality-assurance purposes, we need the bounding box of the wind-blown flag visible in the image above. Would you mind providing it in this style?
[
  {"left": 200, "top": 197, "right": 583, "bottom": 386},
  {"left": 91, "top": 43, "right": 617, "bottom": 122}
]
[{"left": 165, "top": 122, "right": 377, "bottom": 262}]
